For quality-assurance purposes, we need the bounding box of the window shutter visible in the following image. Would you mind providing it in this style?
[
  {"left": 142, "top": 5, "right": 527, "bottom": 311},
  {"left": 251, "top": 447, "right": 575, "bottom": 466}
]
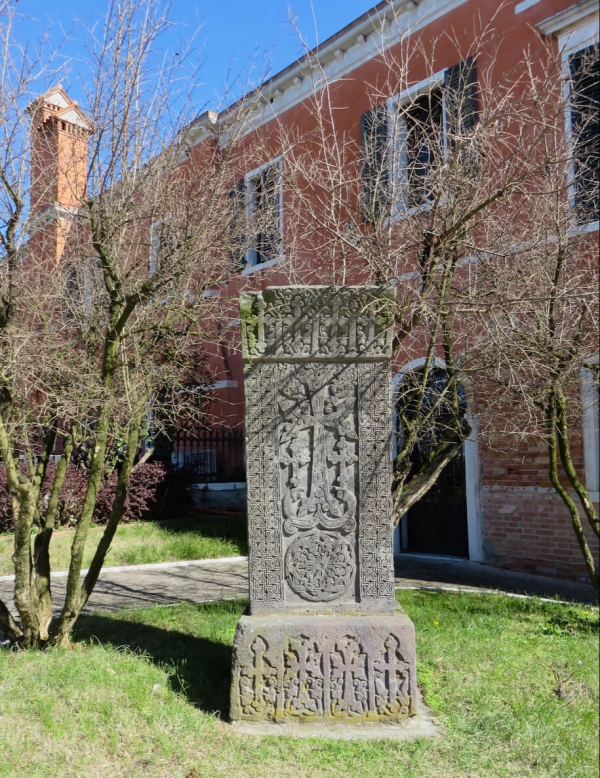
[
  {"left": 444, "top": 56, "right": 478, "bottom": 150},
  {"left": 360, "top": 104, "right": 389, "bottom": 222},
  {"left": 228, "top": 178, "right": 247, "bottom": 270},
  {"left": 569, "top": 44, "right": 599, "bottom": 224},
  {"left": 261, "top": 165, "right": 282, "bottom": 260}
]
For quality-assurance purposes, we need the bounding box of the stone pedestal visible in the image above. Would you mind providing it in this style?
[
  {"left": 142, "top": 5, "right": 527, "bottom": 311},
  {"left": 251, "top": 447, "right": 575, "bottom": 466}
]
[
  {"left": 231, "top": 286, "right": 418, "bottom": 728},
  {"left": 231, "top": 608, "right": 417, "bottom": 723}
]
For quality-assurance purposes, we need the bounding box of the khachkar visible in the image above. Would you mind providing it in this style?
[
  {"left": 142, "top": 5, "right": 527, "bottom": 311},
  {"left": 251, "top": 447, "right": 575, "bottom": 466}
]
[{"left": 230, "top": 286, "right": 418, "bottom": 726}]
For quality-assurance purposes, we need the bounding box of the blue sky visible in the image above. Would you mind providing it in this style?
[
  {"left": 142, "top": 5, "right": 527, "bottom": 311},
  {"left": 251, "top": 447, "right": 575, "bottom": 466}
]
[{"left": 13, "top": 0, "right": 380, "bottom": 113}]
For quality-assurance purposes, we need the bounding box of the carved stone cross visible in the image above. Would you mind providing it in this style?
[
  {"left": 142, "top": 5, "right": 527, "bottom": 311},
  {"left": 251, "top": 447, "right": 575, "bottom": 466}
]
[{"left": 231, "top": 286, "right": 419, "bottom": 728}]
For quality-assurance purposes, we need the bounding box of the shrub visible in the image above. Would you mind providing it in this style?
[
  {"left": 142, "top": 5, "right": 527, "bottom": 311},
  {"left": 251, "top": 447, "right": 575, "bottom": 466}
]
[
  {"left": 0, "top": 461, "right": 167, "bottom": 532},
  {"left": 93, "top": 461, "right": 168, "bottom": 524}
]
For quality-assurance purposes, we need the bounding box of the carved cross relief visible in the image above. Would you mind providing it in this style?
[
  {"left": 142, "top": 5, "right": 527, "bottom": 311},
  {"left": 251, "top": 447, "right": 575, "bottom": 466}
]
[{"left": 241, "top": 286, "right": 396, "bottom": 613}]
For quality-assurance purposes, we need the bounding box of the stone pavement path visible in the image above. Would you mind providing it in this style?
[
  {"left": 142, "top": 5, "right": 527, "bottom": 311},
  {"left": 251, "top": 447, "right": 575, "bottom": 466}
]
[
  {"left": 0, "top": 558, "right": 249, "bottom": 617},
  {"left": 0, "top": 554, "right": 596, "bottom": 618}
]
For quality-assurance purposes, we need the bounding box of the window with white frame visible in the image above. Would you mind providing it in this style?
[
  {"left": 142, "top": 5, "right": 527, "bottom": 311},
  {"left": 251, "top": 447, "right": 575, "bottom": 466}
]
[
  {"left": 582, "top": 357, "right": 599, "bottom": 500},
  {"left": 540, "top": 7, "right": 600, "bottom": 227},
  {"left": 565, "top": 40, "right": 599, "bottom": 224},
  {"left": 228, "top": 159, "right": 283, "bottom": 271},
  {"left": 361, "top": 57, "right": 477, "bottom": 220},
  {"left": 64, "top": 256, "right": 100, "bottom": 324}
]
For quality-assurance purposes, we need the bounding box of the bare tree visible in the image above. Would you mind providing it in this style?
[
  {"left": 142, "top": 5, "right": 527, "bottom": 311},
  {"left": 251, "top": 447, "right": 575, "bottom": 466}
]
[
  {"left": 275, "top": 15, "right": 576, "bottom": 532},
  {"left": 468, "top": 75, "right": 599, "bottom": 591},
  {"left": 0, "top": 0, "right": 257, "bottom": 647}
]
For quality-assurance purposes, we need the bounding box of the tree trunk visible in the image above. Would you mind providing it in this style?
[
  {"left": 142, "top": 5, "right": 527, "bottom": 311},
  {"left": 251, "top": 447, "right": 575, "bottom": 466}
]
[
  {"left": 49, "top": 408, "right": 143, "bottom": 647},
  {"left": 32, "top": 437, "right": 74, "bottom": 642},
  {"left": 392, "top": 437, "right": 465, "bottom": 525},
  {"left": 547, "top": 393, "right": 598, "bottom": 594},
  {"left": 0, "top": 599, "right": 23, "bottom": 643}
]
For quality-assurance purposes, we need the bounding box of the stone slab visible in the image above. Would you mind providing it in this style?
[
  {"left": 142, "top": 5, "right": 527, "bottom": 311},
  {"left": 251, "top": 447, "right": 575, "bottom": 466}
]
[
  {"left": 240, "top": 286, "right": 398, "bottom": 617},
  {"left": 230, "top": 606, "right": 418, "bottom": 724}
]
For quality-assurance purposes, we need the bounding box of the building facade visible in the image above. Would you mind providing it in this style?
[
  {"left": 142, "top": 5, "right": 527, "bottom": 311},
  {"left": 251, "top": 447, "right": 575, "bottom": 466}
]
[{"left": 30, "top": 0, "right": 599, "bottom": 581}]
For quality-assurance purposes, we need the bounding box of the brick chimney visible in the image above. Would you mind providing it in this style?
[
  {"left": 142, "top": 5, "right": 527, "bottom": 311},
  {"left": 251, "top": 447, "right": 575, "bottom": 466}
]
[{"left": 27, "top": 86, "right": 93, "bottom": 264}]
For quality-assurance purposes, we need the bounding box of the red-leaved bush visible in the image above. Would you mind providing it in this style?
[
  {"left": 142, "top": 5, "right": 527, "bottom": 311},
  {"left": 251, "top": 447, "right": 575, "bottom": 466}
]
[{"left": 0, "top": 461, "right": 167, "bottom": 532}]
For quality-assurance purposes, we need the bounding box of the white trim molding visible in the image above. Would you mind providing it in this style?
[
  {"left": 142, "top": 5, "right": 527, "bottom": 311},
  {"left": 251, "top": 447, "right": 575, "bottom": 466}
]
[
  {"left": 581, "top": 357, "right": 599, "bottom": 501},
  {"left": 515, "top": 0, "right": 541, "bottom": 15},
  {"left": 183, "top": 0, "right": 470, "bottom": 147},
  {"left": 26, "top": 203, "right": 79, "bottom": 237},
  {"left": 537, "top": 0, "right": 598, "bottom": 37}
]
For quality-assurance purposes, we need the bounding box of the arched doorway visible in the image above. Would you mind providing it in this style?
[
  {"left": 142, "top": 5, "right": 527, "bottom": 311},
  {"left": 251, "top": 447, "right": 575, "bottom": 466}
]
[
  {"left": 394, "top": 362, "right": 470, "bottom": 558},
  {"left": 402, "top": 443, "right": 469, "bottom": 557}
]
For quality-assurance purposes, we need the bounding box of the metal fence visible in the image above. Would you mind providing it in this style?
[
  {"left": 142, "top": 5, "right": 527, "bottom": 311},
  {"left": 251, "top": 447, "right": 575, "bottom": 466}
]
[{"left": 168, "top": 425, "right": 246, "bottom": 483}]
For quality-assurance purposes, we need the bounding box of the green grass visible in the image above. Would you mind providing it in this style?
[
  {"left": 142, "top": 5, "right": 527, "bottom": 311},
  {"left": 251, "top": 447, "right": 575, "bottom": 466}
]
[
  {"left": 0, "top": 516, "right": 247, "bottom": 576},
  {"left": 0, "top": 592, "right": 597, "bottom": 778}
]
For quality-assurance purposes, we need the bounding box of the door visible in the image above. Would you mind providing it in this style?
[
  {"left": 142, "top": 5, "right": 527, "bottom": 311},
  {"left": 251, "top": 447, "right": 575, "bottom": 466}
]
[{"left": 402, "top": 445, "right": 469, "bottom": 557}]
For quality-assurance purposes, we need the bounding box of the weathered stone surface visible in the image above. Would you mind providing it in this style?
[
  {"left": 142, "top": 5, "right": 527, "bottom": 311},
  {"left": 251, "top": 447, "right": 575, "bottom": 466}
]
[
  {"left": 240, "top": 286, "right": 397, "bottom": 615},
  {"left": 239, "top": 285, "right": 395, "bottom": 362},
  {"left": 232, "top": 286, "right": 418, "bottom": 727},
  {"left": 230, "top": 608, "right": 417, "bottom": 723}
]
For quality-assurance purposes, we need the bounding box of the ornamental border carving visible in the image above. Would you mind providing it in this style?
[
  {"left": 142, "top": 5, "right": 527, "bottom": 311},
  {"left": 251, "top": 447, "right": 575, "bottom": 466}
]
[
  {"left": 240, "top": 286, "right": 395, "bottom": 362},
  {"left": 245, "top": 362, "right": 283, "bottom": 604},
  {"left": 358, "top": 361, "right": 395, "bottom": 601}
]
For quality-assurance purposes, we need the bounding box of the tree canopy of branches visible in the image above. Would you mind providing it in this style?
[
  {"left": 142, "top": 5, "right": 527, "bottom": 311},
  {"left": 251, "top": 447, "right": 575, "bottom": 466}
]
[
  {"left": 0, "top": 0, "right": 255, "bottom": 647},
  {"left": 272, "top": 13, "right": 598, "bottom": 586}
]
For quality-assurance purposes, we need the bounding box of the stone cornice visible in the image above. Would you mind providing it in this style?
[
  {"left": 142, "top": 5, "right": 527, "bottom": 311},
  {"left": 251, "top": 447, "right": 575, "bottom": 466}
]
[
  {"left": 183, "top": 0, "right": 469, "bottom": 147},
  {"left": 537, "top": 0, "right": 599, "bottom": 36}
]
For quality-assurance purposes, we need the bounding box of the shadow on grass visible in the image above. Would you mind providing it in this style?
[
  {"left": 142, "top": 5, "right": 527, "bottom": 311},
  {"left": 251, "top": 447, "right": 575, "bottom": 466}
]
[
  {"left": 152, "top": 514, "right": 248, "bottom": 555},
  {"left": 72, "top": 604, "right": 240, "bottom": 720}
]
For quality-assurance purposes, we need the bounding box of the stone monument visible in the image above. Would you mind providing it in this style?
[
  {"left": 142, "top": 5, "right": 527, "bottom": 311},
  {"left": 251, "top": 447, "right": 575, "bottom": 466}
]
[{"left": 230, "top": 286, "right": 418, "bottom": 727}]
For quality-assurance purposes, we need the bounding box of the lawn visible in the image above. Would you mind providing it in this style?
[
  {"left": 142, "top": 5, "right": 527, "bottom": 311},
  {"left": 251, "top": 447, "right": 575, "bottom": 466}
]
[
  {"left": 0, "top": 516, "right": 247, "bottom": 576},
  {"left": 0, "top": 591, "right": 597, "bottom": 778}
]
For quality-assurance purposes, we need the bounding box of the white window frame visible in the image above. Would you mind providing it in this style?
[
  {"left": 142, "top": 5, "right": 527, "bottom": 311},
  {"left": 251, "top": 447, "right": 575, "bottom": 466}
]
[
  {"left": 241, "top": 157, "right": 284, "bottom": 275},
  {"left": 559, "top": 19, "right": 599, "bottom": 229},
  {"left": 581, "top": 356, "right": 599, "bottom": 501},
  {"left": 387, "top": 70, "right": 448, "bottom": 220}
]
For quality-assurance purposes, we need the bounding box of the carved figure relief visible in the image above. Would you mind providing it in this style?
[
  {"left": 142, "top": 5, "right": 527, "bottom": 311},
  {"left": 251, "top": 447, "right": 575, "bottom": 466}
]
[
  {"left": 279, "top": 364, "right": 358, "bottom": 536},
  {"left": 285, "top": 531, "right": 355, "bottom": 602},
  {"left": 283, "top": 636, "right": 324, "bottom": 716},
  {"left": 374, "top": 634, "right": 411, "bottom": 715},
  {"left": 239, "top": 637, "right": 278, "bottom": 717},
  {"left": 330, "top": 634, "right": 368, "bottom": 717}
]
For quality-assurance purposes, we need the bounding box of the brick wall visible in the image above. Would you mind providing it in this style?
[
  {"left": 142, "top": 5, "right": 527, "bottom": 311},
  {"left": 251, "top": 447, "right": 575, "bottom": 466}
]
[{"left": 480, "top": 437, "right": 599, "bottom": 583}]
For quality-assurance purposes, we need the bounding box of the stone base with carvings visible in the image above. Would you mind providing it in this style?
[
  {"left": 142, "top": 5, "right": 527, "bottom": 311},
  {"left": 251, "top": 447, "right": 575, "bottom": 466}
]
[{"left": 230, "top": 607, "right": 417, "bottom": 724}]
